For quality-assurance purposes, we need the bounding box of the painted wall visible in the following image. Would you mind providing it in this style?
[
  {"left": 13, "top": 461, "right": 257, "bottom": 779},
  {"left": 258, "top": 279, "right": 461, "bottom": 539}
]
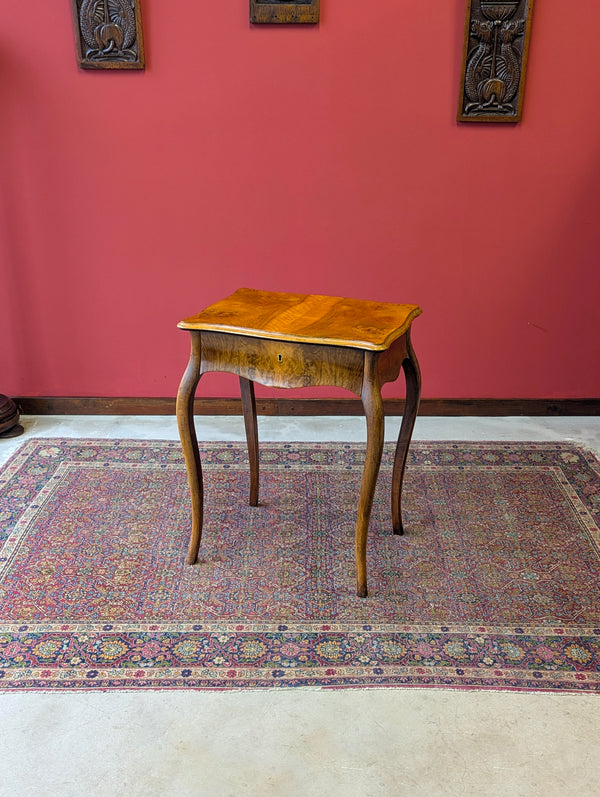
[{"left": 1, "top": 1, "right": 599, "bottom": 400}]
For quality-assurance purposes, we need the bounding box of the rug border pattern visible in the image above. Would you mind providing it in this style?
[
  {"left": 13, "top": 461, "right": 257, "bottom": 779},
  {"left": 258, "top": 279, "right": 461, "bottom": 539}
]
[{"left": 1, "top": 438, "right": 599, "bottom": 693}]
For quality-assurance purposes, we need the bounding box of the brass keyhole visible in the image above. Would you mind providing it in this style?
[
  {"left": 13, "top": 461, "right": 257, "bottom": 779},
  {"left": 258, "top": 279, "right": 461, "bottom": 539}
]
[{"left": 278, "top": 354, "right": 283, "bottom": 362}]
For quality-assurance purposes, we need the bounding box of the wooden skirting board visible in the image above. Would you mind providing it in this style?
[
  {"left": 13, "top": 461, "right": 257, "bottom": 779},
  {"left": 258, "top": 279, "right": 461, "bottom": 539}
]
[{"left": 13, "top": 397, "right": 600, "bottom": 417}]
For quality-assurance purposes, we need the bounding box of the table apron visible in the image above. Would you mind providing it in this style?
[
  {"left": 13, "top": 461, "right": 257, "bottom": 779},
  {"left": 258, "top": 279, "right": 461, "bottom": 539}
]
[
  {"left": 376, "top": 335, "right": 408, "bottom": 386},
  {"left": 197, "top": 331, "right": 366, "bottom": 393}
]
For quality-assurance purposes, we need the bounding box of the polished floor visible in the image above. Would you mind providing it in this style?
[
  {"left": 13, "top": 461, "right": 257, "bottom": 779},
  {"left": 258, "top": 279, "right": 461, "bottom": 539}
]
[{"left": 1, "top": 415, "right": 599, "bottom": 797}]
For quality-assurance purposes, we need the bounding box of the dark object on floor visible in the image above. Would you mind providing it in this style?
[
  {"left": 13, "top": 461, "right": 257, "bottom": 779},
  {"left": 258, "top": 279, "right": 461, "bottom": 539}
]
[{"left": 0, "top": 395, "right": 24, "bottom": 438}]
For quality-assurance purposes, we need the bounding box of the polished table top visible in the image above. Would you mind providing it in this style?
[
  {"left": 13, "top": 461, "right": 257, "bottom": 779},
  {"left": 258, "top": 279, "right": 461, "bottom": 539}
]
[{"left": 178, "top": 288, "right": 422, "bottom": 351}]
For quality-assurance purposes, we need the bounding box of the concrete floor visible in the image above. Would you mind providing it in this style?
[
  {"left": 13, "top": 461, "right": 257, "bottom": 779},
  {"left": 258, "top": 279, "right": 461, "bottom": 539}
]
[{"left": 1, "top": 415, "right": 599, "bottom": 797}]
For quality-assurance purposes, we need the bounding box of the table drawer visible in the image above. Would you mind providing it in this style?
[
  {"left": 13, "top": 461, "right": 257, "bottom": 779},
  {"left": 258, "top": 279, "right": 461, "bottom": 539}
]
[{"left": 199, "top": 331, "right": 365, "bottom": 393}]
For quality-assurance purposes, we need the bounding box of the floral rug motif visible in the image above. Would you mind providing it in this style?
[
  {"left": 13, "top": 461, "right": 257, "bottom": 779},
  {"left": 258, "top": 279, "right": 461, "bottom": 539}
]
[{"left": 0, "top": 438, "right": 599, "bottom": 693}]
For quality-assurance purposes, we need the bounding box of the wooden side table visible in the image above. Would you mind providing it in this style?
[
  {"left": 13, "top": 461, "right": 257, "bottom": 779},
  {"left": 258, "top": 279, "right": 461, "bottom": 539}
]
[{"left": 176, "top": 288, "right": 422, "bottom": 598}]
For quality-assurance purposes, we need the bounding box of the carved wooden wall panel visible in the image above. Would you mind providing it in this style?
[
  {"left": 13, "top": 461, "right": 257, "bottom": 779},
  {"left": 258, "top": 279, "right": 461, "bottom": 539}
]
[
  {"left": 72, "top": 0, "right": 145, "bottom": 70},
  {"left": 458, "top": 0, "right": 534, "bottom": 122},
  {"left": 250, "top": 0, "right": 320, "bottom": 24}
]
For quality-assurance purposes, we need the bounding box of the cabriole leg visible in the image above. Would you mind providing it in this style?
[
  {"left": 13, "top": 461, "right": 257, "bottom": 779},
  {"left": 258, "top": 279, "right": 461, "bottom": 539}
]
[
  {"left": 239, "top": 376, "right": 259, "bottom": 506},
  {"left": 176, "top": 332, "right": 204, "bottom": 564},
  {"left": 356, "top": 352, "right": 385, "bottom": 598},
  {"left": 391, "top": 332, "right": 421, "bottom": 535}
]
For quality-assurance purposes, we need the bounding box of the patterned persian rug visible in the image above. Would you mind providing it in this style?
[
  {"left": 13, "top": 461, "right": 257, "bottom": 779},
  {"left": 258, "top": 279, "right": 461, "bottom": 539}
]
[{"left": 0, "top": 438, "right": 599, "bottom": 693}]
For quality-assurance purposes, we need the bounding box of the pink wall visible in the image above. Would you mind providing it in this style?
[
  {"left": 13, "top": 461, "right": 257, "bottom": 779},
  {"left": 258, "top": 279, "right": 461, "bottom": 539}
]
[{"left": 1, "top": 0, "right": 599, "bottom": 400}]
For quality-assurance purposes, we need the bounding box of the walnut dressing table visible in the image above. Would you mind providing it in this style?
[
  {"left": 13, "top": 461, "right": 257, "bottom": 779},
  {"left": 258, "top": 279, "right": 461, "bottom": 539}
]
[{"left": 176, "top": 288, "right": 422, "bottom": 597}]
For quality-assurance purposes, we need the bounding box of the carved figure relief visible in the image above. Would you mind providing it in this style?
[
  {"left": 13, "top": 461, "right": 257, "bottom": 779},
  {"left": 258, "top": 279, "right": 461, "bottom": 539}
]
[
  {"left": 458, "top": 1, "right": 534, "bottom": 122},
  {"left": 72, "top": 0, "right": 145, "bottom": 69},
  {"left": 250, "top": 0, "right": 320, "bottom": 24}
]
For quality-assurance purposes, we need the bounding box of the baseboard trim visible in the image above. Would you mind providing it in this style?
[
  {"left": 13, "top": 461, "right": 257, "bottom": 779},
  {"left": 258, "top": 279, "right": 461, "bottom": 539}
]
[{"left": 13, "top": 396, "right": 600, "bottom": 417}]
